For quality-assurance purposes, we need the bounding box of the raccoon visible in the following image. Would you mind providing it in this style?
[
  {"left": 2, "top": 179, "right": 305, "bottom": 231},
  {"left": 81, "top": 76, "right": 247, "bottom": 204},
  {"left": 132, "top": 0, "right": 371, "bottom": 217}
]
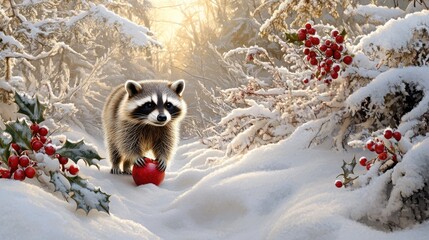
[{"left": 102, "top": 79, "right": 186, "bottom": 174}]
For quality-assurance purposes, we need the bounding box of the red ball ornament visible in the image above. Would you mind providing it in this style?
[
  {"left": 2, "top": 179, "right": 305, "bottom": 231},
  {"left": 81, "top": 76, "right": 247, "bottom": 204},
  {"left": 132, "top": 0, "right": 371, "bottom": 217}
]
[{"left": 132, "top": 158, "right": 165, "bottom": 186}]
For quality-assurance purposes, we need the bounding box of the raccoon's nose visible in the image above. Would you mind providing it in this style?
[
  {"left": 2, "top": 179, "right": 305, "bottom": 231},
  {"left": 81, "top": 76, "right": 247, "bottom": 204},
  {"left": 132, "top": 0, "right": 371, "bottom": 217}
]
[{"left": 157, "top": 115, "right": 167, "bottom": 122}]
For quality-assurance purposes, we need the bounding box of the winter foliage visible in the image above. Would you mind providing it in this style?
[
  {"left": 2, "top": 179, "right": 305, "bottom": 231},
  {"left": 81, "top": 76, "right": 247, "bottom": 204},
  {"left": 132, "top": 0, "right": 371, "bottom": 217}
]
[{"left": 1, "top": 0, "right": 429, "bottom": 238}]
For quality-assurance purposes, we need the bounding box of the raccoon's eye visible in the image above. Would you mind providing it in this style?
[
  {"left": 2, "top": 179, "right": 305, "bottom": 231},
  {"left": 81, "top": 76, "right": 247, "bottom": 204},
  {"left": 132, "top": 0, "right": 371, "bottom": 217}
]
[
  {"left": 143, "top": 102, "right": 155, "bottom": 109},
  {"left": 165, "top": 102, "right": 174, "bottom": 109}
]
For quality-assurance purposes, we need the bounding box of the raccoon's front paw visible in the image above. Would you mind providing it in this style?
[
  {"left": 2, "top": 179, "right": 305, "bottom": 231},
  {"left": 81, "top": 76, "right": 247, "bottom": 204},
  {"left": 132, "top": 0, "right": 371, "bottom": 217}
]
[
  {"left": 122, "top": 169, "right": 132, "bottom": 175},
  {"left": 135, "top": 157, "right": 146, "bottom": 167},
  {"left": 110, "top": 168, "right": 122, "bottom": 175},
  {"left": 155, "top": 159, "right": 166, "bottom": 172}
]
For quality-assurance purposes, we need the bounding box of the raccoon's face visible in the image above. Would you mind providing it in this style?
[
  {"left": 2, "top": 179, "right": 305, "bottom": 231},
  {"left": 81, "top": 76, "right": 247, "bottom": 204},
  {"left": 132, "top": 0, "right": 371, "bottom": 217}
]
[{"left": 123, "top": 80, "right": 185, "bottom": 126}]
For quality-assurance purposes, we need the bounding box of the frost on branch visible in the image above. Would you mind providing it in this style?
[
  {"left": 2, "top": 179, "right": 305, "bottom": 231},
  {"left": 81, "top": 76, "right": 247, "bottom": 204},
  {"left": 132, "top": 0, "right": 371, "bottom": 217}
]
[{"left": 67, "top": 4, "right": 161, "bottom": 48}]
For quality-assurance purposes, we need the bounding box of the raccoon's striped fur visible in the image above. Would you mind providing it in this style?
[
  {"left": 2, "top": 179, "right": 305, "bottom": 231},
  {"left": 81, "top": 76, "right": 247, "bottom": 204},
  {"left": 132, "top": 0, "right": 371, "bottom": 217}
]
[{"left": 102, "top": 79, "right": 186, "bottom": 174}]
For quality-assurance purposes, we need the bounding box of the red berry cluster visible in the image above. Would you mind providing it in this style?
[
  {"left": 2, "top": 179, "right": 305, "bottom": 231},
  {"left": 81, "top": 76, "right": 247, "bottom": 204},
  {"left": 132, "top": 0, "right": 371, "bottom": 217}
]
[
  {"left": 297, "top": 23, "right": 353, "bottom": 85},
  {"left": 361, "top": 129, "right": 401, "bottom": 171},
  {"left": 0, "top": 154, "right": 36, "bottom": 180},
  {"left": 0, "top": 123, "right": 79, "bottom": 181},
  {"left": 335, "top": 128, "right": 402, "bottom": 188}
]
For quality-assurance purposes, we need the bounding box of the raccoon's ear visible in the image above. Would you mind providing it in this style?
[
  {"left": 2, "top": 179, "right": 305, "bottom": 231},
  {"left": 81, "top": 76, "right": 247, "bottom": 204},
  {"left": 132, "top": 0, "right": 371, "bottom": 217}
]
[
  {"left": 125, "top": 80, "right": 142, "bottom": 97},
  {"left": 170, "top": 79, "right": 185, "bottom": 97}
]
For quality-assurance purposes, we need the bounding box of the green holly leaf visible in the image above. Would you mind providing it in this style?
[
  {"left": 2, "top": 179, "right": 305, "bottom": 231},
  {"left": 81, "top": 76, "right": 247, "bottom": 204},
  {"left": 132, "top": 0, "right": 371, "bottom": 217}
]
[
  {"left": 56, "top": 139, "right": 102, "bottom": 169},
  {"left": 285, "top": 32, "right": 303, "bottom": 45},
  {"left": 337, "top": 156, "right": 358, "bottom": 187},
  {"left": 50, "top": 172, "right": 110, "bottom": 214},
  {"left": 14, "top": 92, "right": 46, "bottom": 124},
  {"left": 0, "top": 131, "right": 12, "bottom": 164},
  {"left": 4, "top": 119, "right": 31, "bottom": 150},
  {"left": 340, "top": 29, "right": 347, "bottom": 37},
  {"left": 68, "top": 175, "right": 110, "bottom": 214}
]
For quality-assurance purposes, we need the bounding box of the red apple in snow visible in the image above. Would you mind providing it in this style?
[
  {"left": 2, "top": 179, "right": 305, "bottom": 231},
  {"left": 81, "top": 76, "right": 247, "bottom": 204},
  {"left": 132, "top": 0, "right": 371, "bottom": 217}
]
[{"left": 132, "top": 158, "right": 165, "bottom": 186}]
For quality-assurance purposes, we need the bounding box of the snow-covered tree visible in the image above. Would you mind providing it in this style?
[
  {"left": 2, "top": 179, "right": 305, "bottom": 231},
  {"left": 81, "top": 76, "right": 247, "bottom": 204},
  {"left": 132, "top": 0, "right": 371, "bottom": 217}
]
[{"left": 0, "top": 0, "right": 160, "bottom": 135}]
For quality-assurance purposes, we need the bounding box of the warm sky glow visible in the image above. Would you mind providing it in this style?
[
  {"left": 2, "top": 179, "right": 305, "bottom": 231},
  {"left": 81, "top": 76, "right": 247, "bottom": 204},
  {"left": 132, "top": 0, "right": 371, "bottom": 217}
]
[{"left": 151, "top": 0, "right": 204, "bottom": 43}]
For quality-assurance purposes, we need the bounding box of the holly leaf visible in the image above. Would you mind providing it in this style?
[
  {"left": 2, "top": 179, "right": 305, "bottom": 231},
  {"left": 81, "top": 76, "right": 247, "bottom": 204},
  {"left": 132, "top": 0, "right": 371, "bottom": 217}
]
[
  {"left": 14, "top": 92, "right": 46, "bottom": 124},
  {"left": 50, "top": 172, "right": 110, "bottom": 214},
  {"left": 0, "top": 131, "right": 12, "bottom": 164},
  {"left": 340, "top": 29, "right": 347, "bottom": 37},
  {"left": 68, "top": 175, "right": 110, "bottom": 214},
  {"left": 284, "top": 32, "right": 303, "bottom": 45},
  {"left": 56, "top": 139, "right": 102, "bottom": 169},
  {"left": 4, "top": 119, "right": 31, "bottom": 150}
]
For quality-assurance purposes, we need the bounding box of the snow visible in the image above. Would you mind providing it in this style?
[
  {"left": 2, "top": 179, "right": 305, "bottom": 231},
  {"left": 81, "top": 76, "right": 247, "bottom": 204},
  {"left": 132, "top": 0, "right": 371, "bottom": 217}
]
[
  {"left": 0, "top": 32, "right": 24, "bottom": 49},
  {"left": 346, "top": 66, "right": 429, "bottom": 130},
  {"left": 357, "top": 10, "right": 429, "bottom": 54},
  {"left": 345, "top": 4, "right": 405, "bottom": 24},
  {"left": 1, "top": 125, "right": 428, "bottom": 239},
  {"left": 67, "top": 4, "right": 162, "bottom": 48}
]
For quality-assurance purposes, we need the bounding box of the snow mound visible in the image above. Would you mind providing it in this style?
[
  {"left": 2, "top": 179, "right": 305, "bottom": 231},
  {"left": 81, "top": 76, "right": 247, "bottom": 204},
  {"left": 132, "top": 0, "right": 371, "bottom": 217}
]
[
  {"left": 1, "top": 126, "right": 429, "bottom": 239},
  {"left": 357, "top": 10, "right": 429, "bottom": 54}
]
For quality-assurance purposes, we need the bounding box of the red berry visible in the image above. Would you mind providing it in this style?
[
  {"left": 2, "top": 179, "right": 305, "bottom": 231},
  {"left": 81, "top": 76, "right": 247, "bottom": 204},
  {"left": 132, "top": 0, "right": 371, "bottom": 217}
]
[
  {"left": 40, "top": 135, "right": 48, "bottom": 144},
  {"left": 375, "top": 143, "right": 385, "bottom": 154},
  {"left": 393, "top": 131, "right": 402, "bottom": 141},
  {"left": 330, "top": 71, "right": 339, "bottom": 79},
  {"left": 303, "top": 48, "right": 310, "bottom": 55},
  {"left": 333, "top": 51, "right": 342, "bottom": 60},
  {"left": 325, "top": 49, "right": 333, "bottom": 58},
  {"left": 297, "top": 29, "right": 307, "bottom": 41},
  {"left": 324, "top": 65, "right": 331, "bottom": 72},
  {"left": 343, "top": 55, "right": 353, "bottom": 65},
  {"left": 309, "top": 51, "right": 317, "bottom": 58},
  {"left": 335, "top": 180, "right": 343, "bottom": 188},
  {"left": 310, "top": 58, "right": 318, "bottom": 66},
  {"left": 311, "top": 37, "right": 320, "bottom": 45},
  {"left": 38, "top": 127, "right": 49, "bottom": 136},
  {"left": 378, "top": 152, "right": 388, "bottom": 161},
  {"left": 325, "top": 40, "right": 331, "bottom": 46},
  {"left": 19, "top": 155, "right": 30, "bottom": 167},
  {"left": 305, "top": 23, "right": 312, "bottom": 29},
  {"left": 24, "top": 167, "right": 36, "bottom": 178},
  {"left": 392, "top": 155, "right": 397, "bottom": 162},
  {"left": 359, "top": 157, "right": 367, "bottom": 166},
  {"left": 11, "top": 143, "right": 21, "bottom": 152},
  {"left": 307, "top": 28, "right": 316, "bottom": 35},
  {"left": 384, "top": 129, "right": 393, "bottom": 139},
  {"left": 8, "top": 155, "right": 19, "bottom": 168},
  {"left": 1, "top": 170, "right": 11, "bottom": 179},
  {"left": 30, "top": 123, "right": 39, "bottom": 133},
  {"left": 59, "top": 156, "right": 69, "bottom": 165},
  {"left": 366, "top": 163, "right": 372, "bottom": 171},
  {"left": 366, "top": 140, "right": 375, "bottom": 151},
  {"left": 44, "top": 145, "right": 56, "bottom": 156},
  {"left": 331, "top": 43, "right": 338, "bottom": 52},
  {"left": 335, "top": 35, "right": 344, "bottom": 44},
  {"left": 331, "top": 30, "right": 339, "bottom": 37},
  {"left": 68, "top": 165, "right": 79, "bottom": 175},
  {"left": 338, "top": 45, "right": 344, "bottom": 52},
  {"left": 320, "top": 45, "right": 327, "bottom": 52},
  {"left": 305, "top": 39, "right": 312, "bottom": 47},
  {"left": 32, "top": 140, "right": 43, "bottom": 152},
  {"left": 333, "top": 64, "right": 341, "bottom": 72},
  {"left": 13, "top": 169, "right": 26, "bottom": 181},
  {"left": 303, "top": 79, "right": 309, "bottom": 84},
  {"left": 326, "top": 59, "right": 333, "bottom": 66}
]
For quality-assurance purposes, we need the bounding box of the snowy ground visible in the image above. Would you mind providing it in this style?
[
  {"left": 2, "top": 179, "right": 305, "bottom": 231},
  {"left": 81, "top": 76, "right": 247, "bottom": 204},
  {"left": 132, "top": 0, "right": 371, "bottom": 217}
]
[{"left": 1, "top": 127, "right": 429, "bottom": 240}]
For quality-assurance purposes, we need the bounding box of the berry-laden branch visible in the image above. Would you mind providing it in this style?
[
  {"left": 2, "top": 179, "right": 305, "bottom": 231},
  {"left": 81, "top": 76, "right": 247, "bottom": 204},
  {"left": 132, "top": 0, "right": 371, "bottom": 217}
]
[
  {"left": 0, "top": 93, "right": 110, "bottom": 214},
  {"left": 335, "top": 128, "right": 404, "bottom": 188},
  {"left": 286, "top": 23, "right": 353, "bottom": 85}
]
